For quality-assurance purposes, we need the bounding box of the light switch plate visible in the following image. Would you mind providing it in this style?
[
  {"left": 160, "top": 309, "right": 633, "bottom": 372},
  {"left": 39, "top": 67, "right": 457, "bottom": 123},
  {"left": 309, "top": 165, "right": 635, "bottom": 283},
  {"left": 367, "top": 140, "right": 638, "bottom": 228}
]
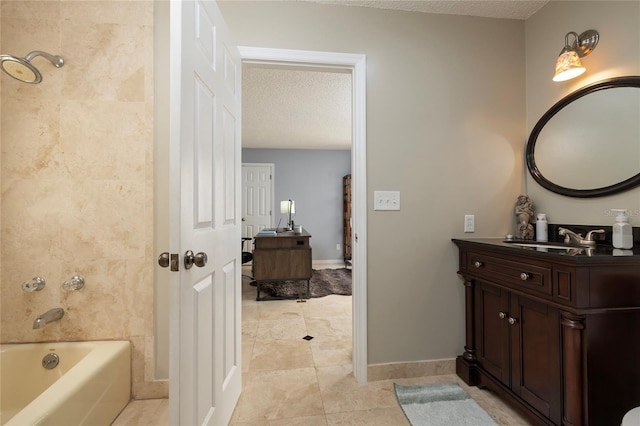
[{"left": 374, "top": 191, "right": 401, "bottom": 211}]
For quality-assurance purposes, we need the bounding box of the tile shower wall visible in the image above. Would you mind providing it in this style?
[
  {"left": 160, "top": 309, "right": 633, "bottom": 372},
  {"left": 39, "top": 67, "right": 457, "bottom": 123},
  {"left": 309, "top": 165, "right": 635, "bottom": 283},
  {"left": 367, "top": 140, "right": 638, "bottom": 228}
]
[{"left": 0, "top": 1, "right": 165, "bottom": 399}]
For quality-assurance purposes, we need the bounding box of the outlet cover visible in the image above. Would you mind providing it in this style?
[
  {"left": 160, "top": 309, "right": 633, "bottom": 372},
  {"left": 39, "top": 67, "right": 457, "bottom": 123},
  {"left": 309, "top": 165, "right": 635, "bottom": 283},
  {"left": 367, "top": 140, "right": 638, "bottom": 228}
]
[{"left": 464, "top": 215, "right": 475, "bottom": 233}]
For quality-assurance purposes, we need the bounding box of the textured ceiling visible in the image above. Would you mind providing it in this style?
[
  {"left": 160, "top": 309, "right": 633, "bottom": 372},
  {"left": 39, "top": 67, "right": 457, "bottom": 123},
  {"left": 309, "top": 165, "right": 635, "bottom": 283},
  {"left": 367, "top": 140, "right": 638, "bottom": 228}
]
[
  {"left": 242, "top": 1, "right": 549, "bottom": 151},
  {"left": 242, "top": 66, "right": 352, "bottom": 150}
]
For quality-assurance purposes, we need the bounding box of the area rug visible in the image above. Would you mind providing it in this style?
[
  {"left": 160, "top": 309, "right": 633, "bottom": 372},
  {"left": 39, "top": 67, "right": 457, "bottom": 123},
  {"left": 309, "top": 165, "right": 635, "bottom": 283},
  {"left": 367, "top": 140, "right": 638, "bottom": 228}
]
[
  {"left": 259, "top": 268, "right": 351, "bottom": 299},
  {"left": 394, "top": 382, "right": 497, "bottom": 426}
]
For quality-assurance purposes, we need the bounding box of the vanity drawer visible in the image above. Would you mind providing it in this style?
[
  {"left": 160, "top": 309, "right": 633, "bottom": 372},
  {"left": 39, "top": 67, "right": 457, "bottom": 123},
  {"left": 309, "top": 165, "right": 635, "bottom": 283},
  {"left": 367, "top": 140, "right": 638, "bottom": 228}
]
[{"left": 467, "top": 251, "right": 552, "bottom": 297}]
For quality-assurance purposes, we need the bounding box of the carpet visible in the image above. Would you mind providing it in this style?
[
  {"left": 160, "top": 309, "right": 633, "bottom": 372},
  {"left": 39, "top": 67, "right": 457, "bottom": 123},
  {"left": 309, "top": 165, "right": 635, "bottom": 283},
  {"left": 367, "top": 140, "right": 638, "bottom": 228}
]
[
  {"left": 259, "top": 268, "right": 351, "bottom": 299},
  {"left": 394, "top": 382, "right": 497, "bottom": 426}
]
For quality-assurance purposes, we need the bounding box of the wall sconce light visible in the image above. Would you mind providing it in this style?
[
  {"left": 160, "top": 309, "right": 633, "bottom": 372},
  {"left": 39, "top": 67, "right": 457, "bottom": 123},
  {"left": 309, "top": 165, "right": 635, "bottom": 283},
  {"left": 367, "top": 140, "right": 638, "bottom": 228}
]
[{"left": 552, "top": 30, "right": 599, "bottom": 82}]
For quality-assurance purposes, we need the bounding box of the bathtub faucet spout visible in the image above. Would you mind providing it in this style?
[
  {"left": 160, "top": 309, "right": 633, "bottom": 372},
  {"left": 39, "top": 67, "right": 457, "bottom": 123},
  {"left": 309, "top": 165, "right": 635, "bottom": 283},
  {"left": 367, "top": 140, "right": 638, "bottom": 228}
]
[{"left": 33, "top": 308, "right": 64, "bottom": 329}]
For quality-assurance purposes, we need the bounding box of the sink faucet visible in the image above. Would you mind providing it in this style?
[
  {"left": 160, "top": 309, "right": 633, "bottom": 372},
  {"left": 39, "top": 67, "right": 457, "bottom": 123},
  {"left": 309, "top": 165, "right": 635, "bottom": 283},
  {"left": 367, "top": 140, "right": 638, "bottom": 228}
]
[
  {"left": 558, "top": 227, "right": 605, "bottom": 246},
  {"left": 32, "top": 308, "right": 64, "bottom": 329}
]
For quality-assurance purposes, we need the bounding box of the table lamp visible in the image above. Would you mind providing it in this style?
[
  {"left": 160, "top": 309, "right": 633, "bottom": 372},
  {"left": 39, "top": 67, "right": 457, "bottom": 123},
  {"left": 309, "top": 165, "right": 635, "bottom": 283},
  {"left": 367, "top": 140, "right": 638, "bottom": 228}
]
[{"left": 280, "top": 200, "right": 295, "bottom": 230}]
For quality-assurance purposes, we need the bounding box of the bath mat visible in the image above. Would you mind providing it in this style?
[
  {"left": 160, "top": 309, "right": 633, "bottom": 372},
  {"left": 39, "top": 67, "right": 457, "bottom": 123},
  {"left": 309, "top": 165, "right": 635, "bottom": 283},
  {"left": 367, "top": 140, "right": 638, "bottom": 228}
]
[
  {"left": 394, "top": 382, "right": 497, "bottom": 426},
  {"left": 259, "top": 268, "right": 351, "bottom": 299}
]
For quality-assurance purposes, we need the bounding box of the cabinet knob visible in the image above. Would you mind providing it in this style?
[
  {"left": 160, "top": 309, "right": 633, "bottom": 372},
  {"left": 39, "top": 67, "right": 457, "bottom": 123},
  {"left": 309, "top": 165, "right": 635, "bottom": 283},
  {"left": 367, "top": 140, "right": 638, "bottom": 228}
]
[
  {"left": 520, "top": 272, "right": 531, "bottom": 280},
  {"left": 508, "top": 317, "right": 518, "bottom": 325},
  {"left": 474, "top": 261, "right": 484, "bottom": 268},
  {"left": 498, "top": 311, "right": 508, "bottom": 319}
]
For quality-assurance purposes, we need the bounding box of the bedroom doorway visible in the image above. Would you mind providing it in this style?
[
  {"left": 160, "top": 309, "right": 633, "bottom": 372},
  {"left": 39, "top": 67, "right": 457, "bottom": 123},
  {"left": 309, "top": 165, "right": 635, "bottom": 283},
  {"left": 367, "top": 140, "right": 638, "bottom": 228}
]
[{"left": 239, "top": 47, "right": 368, "bottom": 383}]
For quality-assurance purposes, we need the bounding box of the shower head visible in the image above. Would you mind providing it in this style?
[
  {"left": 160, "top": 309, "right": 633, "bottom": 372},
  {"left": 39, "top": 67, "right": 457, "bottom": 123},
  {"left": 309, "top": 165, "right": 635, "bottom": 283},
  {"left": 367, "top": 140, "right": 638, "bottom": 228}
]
[{"left": 0, "top": 51, "right": 64, "bottom": 84}]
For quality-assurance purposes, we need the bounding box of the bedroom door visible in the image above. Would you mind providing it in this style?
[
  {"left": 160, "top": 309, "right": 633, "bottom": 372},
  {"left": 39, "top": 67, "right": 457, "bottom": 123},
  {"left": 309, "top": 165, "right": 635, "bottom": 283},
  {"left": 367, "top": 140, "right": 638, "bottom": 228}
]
[{"left": 242, "top": 163, "right": 274, "bottom": 241}]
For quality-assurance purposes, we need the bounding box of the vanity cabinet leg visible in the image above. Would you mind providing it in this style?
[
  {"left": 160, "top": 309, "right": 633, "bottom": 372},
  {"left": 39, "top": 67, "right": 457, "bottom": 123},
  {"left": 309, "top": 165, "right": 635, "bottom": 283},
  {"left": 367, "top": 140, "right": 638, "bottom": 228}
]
[
  {"left": 457, "top": 278, "right": 479, "bottom": 385},
  {"left": 562, "top": 312, "right": 585, "bottom": 426}
]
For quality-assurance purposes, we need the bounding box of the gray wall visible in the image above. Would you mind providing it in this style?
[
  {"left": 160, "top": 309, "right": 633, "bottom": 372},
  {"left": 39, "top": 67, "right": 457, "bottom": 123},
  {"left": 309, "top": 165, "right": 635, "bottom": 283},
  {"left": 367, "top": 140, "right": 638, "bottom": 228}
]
[
  {"left": 223, "top": 0, "right": 640, "bottom": 367},
  {"left": 242, "top": 148, "right": 351, "bottom": 262},
  {"left": 221, "top": 0, "right": 526, "bottom": 365}
]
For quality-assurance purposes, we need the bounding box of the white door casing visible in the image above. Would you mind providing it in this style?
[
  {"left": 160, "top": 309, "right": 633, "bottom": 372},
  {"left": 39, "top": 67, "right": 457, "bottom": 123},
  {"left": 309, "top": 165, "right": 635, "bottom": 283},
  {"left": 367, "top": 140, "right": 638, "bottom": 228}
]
[
  {"left": 238, "top": 47, "right": 368, "bottom": 383},
  {"left": 242, "top": 163, "right": 274, "bottom": 241},
  {"left": 169, "top": 1, "right": 242, "bottom": 424}
]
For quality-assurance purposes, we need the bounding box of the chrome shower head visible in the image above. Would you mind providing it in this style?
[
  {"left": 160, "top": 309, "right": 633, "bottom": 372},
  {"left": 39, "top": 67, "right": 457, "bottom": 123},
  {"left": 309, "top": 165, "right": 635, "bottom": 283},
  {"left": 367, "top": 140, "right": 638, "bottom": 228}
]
[{"left": 0, "top": 51, "right": 64, "bottom": 84}]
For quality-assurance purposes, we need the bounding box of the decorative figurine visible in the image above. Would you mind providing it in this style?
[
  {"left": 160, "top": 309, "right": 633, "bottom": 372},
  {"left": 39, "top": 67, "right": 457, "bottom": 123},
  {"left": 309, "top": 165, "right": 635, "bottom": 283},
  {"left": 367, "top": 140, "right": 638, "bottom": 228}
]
[{"left": 515, "top": 195, "right": 535, "bottom": 240}]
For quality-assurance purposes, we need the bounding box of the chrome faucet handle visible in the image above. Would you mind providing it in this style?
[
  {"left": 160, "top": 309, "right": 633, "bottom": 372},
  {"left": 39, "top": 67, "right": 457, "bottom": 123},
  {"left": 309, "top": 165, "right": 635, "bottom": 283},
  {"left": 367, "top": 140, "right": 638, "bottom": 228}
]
[
  {"left": 62, "top": 275, "right": 85, "bottom": 291},
  {"left": 558, "top": 227, "right": 581, "bottom": 235},
  {"left": 558, "top": 227, "right": 583, "bottom": 244},
  {"left": 584, "top": 229, "right": 605, "bottom": 243},
  {"left": 22, "top": 276, "right": 46, "bottom": 292}
]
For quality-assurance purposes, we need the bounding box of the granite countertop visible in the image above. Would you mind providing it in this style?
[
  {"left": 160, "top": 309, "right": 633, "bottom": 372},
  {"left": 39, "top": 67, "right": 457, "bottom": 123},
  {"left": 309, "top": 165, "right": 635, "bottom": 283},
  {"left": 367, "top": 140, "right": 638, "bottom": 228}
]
[{"left": 452, "top": 237, "right": 640, "bottom": 264}]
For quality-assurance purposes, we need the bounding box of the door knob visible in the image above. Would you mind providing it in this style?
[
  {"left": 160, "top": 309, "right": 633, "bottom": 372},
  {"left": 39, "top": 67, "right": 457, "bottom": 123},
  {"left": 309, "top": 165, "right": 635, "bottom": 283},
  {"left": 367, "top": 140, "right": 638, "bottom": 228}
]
[
  {"left": 158, "top": 252, "right": 170, "bottom": 268},
  {"left": 498, "top": 311, "right": 508, "bottom": 319},
  {"left": 184, "top": 250, "right": 208, "bottom": 269},
  {"left": 194, "top": 252, "right": 208, "bottom": 267},
  {"left": 508, "top": 317, "right": 519, "bottom": 325}
]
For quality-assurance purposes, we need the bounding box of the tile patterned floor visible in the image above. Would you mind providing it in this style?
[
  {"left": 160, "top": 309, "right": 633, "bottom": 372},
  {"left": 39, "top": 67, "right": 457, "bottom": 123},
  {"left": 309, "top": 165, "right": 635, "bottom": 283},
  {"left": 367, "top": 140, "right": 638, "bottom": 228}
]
[{"left": 113, "top": 265, "right": 532, "bottom": 425}]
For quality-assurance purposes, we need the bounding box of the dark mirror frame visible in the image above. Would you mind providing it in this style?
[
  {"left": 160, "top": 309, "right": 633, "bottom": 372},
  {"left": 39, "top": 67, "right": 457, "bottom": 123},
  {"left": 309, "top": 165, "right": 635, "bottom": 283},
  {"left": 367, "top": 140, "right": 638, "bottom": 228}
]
[{"left": 526, "top": 76, "right": 640, "bottom": 198}]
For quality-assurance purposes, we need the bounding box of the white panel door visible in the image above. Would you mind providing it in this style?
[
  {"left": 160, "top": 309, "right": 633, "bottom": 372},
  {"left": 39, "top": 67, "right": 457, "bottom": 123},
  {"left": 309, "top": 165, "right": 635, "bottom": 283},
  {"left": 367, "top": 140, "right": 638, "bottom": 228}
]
[
  {"left": 242, "top": 163, "right": 273, "bottom": 241},
  {"left": 169, "top": 1, "right": 242, "bottom": 425}
]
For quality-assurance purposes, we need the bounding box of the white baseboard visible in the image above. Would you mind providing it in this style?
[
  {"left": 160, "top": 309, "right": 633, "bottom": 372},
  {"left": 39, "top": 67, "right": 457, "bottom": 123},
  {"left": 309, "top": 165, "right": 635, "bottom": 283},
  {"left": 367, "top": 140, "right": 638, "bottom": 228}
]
[{"left": 312, "top": 259, "right": 346, "bottom": 268}]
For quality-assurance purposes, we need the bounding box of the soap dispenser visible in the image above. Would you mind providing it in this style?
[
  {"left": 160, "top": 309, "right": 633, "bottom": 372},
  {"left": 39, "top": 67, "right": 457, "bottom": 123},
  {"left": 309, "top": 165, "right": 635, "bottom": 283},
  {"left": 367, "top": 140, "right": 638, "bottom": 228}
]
[
  {"left": 612, "top": 209, "right": 633, "bottom": 249},
  {"left": 536, "top": 213, "right": 548, "bottom": 242}
]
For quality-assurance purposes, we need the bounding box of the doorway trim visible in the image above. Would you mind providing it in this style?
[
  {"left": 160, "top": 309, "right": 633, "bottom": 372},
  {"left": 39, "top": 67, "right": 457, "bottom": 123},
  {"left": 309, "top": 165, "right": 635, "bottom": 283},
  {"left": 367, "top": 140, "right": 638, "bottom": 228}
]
[{"left": 239, "top": 46, "right": 368, "bottom": 383}]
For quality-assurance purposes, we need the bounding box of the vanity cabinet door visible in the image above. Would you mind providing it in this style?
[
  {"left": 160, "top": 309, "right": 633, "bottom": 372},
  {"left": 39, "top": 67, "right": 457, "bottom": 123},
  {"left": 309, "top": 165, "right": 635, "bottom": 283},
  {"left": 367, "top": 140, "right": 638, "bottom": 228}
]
[
  {"left": 475, "top": 280, "right": 510, "bottom": 386},
  {"left": 476, "top": 280, "right": 562, "bottom": 425},
  {"left": 510, "top": 294, "right": 562, "bottom": 424}
]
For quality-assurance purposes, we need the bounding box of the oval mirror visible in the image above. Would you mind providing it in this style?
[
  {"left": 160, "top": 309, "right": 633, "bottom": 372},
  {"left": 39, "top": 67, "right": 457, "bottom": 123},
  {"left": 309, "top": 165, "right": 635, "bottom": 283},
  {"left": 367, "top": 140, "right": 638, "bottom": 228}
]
[{"left": 526, "top": 76, "right": 640, "bottom": 198}]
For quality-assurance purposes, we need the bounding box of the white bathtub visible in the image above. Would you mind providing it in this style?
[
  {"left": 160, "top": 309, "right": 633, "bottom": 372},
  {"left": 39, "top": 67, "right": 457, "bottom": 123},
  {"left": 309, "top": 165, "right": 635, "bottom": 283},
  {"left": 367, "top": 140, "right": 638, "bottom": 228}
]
[{"left": 0, "top": 341, "right": 131, "bottom": 426}]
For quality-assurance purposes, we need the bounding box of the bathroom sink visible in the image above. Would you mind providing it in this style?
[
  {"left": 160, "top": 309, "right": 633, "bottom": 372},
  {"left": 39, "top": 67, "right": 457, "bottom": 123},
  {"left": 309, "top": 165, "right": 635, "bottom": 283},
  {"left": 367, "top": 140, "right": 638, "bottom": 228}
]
[
  {"left": 510, "top": 242, "right": 572, "bottom": 250},
  {"left": 504, "top": 241, "right": 586, "bottom": 253}
]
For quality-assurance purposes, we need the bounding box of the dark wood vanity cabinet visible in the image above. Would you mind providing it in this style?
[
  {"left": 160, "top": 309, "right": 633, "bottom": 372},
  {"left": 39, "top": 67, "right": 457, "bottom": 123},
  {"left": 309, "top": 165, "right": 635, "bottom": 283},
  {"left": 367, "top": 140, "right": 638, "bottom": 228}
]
[
  {"left": 453, "top": 239, "right": 640, "bottom": 426},
  {"left": 475, "top": 280, "right": 562, "bottom": 423}
]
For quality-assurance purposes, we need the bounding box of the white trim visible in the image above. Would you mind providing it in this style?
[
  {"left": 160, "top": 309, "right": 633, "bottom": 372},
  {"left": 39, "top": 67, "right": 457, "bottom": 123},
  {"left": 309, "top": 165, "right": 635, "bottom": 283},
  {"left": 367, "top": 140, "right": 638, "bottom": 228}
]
[
  {"left": 238, "top": 46, "right": 368, "bottom": 383},
  {"left": 351, "top": 54, "right": 368, "bottom": 384},
  {"left": 167, "top": 1, "right": 182, "bottom": 421}
]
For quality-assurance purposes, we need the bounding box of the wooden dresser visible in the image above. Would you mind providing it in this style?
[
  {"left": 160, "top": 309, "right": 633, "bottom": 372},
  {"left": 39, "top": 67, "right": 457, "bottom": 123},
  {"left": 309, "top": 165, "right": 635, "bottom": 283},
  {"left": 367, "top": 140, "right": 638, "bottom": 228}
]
[
  {"left": 252, "top": 229, "right": 312, "bottom": 300},
  {"left": 343, "top": 174, "right": 352, "bottom": 266},
  {"left": 453, "top": 238, "right": 640, "bottom": 426}
]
